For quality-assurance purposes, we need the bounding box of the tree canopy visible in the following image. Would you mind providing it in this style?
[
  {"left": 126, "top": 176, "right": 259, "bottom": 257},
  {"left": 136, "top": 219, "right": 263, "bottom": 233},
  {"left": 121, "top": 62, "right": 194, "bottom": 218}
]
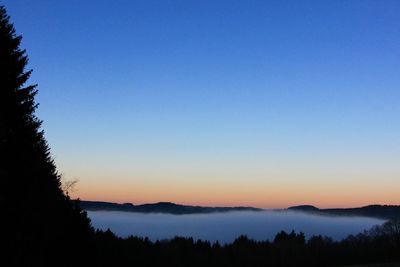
[{"left": 0, "top": 6, "right": 93, "bottom": 266}]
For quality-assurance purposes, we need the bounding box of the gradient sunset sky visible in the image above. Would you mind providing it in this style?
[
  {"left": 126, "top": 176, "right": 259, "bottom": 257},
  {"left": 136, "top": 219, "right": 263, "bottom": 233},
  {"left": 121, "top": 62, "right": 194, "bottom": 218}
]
[{"left": 5, "top": 0, "right": 400, "bottom": 208}]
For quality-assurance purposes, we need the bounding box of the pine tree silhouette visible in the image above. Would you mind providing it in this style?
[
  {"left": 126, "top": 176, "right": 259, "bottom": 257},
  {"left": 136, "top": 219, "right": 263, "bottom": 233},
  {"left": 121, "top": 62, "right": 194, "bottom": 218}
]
[{"left": 0, "top": 6, "right": 93, "bottom": 266}]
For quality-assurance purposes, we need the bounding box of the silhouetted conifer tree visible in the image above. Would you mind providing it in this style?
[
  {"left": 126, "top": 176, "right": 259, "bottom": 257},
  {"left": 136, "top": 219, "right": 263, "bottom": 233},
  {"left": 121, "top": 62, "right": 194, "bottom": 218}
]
[{"left": 0, "top": 6, "right": 93, "bottom": 266}]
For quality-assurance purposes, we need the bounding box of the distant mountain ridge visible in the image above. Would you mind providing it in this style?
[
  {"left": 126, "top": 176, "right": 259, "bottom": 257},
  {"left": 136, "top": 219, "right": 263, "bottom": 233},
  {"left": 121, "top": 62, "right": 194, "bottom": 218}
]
[
  {"left": 79, "top": 201, "right": 400, "bottom": 219},
  {"left": 79, "top": 200, "right": 262, "bottom": 214},
  {"left": 288, "top": 204, "right": 400, "bottom": 220}
]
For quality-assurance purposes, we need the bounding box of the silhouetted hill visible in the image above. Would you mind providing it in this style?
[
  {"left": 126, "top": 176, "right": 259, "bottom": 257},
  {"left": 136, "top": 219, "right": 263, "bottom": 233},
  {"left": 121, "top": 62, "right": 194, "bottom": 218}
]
[
  {"left": 79, "top": 200, "right": 262, "bottom": 214},
  {"left": 81, "top": 201, "right": 400, "bottom": 218},
  {"left": 288, "top": 204, "right": 400, "bottom": 220}
]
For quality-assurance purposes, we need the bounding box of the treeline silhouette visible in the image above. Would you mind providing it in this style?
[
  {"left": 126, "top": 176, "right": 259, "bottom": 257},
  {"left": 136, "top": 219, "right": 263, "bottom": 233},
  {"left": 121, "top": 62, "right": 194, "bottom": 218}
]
[
  {"left": 2, "top": 4, "right": 400, "bottom": 266},
  {"left": 0, "top": 5, "right": 94, "bottom": 266},
  {"left": 91, "top": 219, "right": 400, "bottom": 267}
]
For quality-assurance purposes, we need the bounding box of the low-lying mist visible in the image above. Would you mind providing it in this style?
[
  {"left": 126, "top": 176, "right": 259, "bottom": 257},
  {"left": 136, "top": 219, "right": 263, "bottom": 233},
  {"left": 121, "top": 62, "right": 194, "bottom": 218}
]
[{"left": 87, "top": 210, "right": 384, "bottom": 244}]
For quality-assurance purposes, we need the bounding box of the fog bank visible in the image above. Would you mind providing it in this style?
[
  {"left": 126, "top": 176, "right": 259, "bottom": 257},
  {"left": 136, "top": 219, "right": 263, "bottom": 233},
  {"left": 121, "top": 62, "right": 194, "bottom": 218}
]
[{"left": 88, "top": 210, "right": 384, "bottom": 244}]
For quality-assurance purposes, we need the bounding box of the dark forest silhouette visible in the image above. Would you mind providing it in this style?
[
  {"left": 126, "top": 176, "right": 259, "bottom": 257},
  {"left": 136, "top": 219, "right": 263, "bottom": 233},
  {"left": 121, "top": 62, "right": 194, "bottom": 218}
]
[
  {"left": 1, "top": 5, "right": 400, "bottom": 267},
  {"left": 0, "top": 6, "right": 93, "bottom": 266},
  {"left": 93, "top": 220, "right": 400, "bottom": 267}
]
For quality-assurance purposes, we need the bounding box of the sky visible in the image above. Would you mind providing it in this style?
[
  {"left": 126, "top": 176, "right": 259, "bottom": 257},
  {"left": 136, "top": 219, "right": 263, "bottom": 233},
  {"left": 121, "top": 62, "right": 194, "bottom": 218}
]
[{"left": 4, "top": 0, "right": 400, "bottom": 208}]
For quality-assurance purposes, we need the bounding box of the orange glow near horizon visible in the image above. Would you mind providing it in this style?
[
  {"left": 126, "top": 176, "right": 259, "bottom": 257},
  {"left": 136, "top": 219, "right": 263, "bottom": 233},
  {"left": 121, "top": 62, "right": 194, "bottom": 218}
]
[
  {"left": 63, "top": 149, "right": 400, "bottom": 210},
  {"left": 70, "top": 178, "right": 400, "bottom": 209}
]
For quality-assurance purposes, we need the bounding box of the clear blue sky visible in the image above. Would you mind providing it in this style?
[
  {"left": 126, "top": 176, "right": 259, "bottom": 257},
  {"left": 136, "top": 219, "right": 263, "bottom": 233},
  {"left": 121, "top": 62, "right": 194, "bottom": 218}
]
[{"left": 4, "top": 0, "right": 400, "bottom": 207}]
